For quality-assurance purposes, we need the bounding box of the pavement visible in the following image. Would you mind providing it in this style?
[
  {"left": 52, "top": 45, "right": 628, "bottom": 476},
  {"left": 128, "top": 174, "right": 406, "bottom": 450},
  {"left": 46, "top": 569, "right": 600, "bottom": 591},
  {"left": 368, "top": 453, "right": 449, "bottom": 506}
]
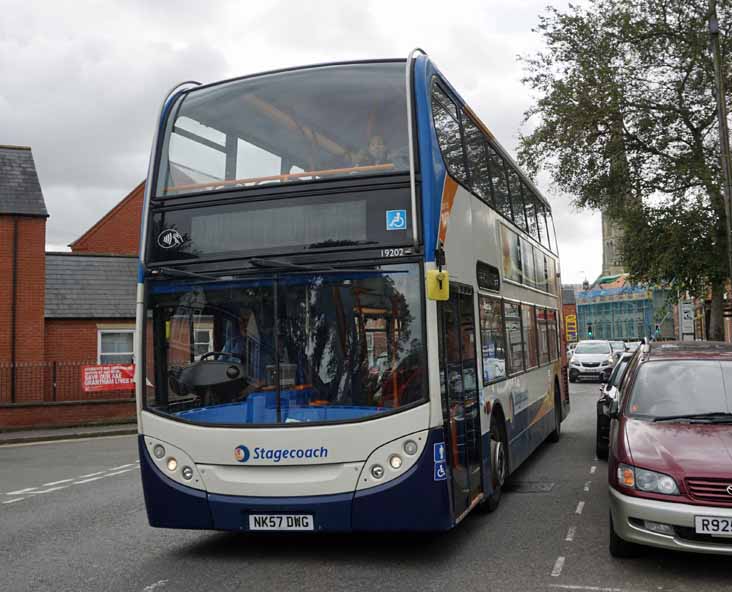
[
  {"left": 0, "top": 422, "right": 137, "bottom": 445},
  {"left": 1, "top": 384, "right": 730, "bottom": 592}
]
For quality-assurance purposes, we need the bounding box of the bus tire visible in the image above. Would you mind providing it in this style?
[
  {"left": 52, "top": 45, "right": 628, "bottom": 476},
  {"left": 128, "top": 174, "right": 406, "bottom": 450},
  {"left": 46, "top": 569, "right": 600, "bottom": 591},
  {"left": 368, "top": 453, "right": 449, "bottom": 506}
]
[
  {"left": 484, "top": 418, "right": 508, "bottom": 512},
  {"left": 548, "top": 383, "right": 562, "bottom": 443}
]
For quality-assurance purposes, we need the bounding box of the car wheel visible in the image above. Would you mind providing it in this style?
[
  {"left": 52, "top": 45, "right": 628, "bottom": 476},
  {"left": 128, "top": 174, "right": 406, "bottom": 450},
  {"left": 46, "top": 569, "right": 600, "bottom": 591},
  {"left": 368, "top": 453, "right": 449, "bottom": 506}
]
[
  {"left": 483, "top": 419, "right": 508, "bottom": 512},
  {"left": 595, "top": 416, "right": 608, "bottom": 460},
  {"left": 569, "top": 374, "right": 576, "bottom": 383},
  {"left": 609, "top": 514, "right": 641, "bottom": 558}
]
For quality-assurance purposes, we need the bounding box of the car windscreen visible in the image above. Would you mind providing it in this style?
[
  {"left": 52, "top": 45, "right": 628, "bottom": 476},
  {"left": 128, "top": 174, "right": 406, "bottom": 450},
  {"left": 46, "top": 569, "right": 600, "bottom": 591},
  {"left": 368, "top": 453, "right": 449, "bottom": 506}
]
[
  {"left": 575, "top": 342, "right": 611, "bottom": 355},
  {"left": 156, "top": 62, "right": 409, "bottom": 198},
  {"left": 627, "top": 360, "right": 732, "bottom": 419}
]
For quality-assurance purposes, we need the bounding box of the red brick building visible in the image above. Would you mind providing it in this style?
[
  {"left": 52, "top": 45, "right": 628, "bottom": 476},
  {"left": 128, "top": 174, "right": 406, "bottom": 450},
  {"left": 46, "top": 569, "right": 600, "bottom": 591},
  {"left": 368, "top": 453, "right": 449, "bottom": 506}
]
[{"left": 0, "top": 146, "right": 143, "bottom": 429}]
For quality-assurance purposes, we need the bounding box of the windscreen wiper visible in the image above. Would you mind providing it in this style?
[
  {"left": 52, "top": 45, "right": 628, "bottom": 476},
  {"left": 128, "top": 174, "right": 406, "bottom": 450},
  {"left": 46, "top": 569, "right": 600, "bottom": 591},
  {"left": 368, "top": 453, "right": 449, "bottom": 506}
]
[
  {"left": 248, "top": 257, "right": 387, "bottom": 275},
  {"left": 653, "top": 412, "right": 732, "bottom": 423},
  {"left": 148, "top": 266, "right": 219, "bottom": 281},
  {"left": 249, "top": 257, "right": 322, "bottom": 271}
]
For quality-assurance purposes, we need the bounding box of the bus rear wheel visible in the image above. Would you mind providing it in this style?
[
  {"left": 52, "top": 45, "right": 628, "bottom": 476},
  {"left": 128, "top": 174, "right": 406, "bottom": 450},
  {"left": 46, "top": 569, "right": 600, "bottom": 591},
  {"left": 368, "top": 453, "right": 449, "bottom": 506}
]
[
  {"left": 548, "top": 384, "right": 562, "bottom": 443},
  {"left": 484, "top": 420, "right": 507, "bottom": 512}
]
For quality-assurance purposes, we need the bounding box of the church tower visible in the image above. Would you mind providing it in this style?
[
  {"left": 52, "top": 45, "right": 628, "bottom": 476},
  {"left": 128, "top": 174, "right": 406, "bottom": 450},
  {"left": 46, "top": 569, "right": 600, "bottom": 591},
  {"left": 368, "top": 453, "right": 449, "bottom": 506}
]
[{"left": 601, "top": 212, "right": 625, "bottom": 275}]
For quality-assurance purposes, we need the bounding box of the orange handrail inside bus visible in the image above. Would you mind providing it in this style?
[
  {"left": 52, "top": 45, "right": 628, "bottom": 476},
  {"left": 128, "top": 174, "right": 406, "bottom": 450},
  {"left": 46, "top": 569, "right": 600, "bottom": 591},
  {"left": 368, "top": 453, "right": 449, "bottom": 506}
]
[{"left": 164, "top": 163, "right": 395, "bottom": 194}]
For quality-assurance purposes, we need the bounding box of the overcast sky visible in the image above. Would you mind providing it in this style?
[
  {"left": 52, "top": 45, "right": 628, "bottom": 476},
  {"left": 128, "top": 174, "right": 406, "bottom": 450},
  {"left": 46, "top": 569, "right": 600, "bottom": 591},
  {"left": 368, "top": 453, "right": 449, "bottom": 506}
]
[{"left": 1, "top": 0, "right": 601, "bottom": 284}]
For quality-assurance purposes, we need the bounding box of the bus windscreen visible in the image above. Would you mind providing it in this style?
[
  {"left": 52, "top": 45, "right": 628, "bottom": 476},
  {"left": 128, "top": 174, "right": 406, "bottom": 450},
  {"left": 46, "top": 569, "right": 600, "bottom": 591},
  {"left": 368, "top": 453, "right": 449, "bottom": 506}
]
[
  {"left": 143, "top": 264, "right": 426, "bottom": 426},
  {"left": 156, "top": 62, "right": 410, "bottom": 197}
]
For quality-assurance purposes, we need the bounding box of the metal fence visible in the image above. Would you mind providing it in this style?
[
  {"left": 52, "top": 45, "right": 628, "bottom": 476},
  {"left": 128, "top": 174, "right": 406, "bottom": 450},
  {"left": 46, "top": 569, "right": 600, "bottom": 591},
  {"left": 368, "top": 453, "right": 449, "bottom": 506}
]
[{"left": 0, "top": 361, "right": 135, "bottom": 404}]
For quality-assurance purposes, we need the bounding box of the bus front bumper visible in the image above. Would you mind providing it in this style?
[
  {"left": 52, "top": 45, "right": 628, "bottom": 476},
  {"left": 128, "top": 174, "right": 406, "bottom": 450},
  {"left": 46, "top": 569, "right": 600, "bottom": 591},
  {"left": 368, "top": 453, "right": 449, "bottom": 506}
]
[{"left": 138, "top": 433, "right": 453, "bottom": 533}]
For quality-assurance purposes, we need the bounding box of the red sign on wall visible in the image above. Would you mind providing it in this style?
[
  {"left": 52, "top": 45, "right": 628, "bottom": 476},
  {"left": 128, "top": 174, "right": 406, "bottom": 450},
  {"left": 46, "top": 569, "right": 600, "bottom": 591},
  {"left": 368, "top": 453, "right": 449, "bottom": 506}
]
[{"left": 82, "top": 364, "right": 135, "bottom": 392}]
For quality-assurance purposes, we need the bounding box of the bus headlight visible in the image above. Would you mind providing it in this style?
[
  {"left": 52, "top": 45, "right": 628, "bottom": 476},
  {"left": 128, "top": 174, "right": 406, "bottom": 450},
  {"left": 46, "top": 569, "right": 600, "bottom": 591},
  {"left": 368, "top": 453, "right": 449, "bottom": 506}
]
[
  {"left": 167, "top": 458, "right": 178, "bottom": 472},
  {"left": 181, "top": 466, "right": 194, "bottom": 480},
  {"left": 403, "top": 440, "right": 418, "bottom": 456},
  {"left": 389, "top": 455, "right": 403, "bottom": 470},
  {"left": 153, "top": 444, "right": 166, "bottom": 459},
  {"left": 370, "top": 464, "right": 385, "bottom": 479}
]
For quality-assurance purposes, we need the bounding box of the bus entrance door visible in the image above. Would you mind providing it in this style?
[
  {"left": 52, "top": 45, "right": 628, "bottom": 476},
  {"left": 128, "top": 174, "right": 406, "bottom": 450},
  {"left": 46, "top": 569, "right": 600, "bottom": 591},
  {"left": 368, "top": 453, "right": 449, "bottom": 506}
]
[{"left": 437, "top": 283, "right": 483, "bottom": 520}]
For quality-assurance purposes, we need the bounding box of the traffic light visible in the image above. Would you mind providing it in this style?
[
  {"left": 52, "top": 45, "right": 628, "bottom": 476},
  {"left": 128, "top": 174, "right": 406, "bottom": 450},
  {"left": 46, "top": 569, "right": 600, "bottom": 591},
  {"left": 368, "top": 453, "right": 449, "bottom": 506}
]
[
  {"left": 587, "top": 323, "right": 593, "bottom": 338},
  {"left": 655, "top": 324, "right": 660, "bottom": 336}
]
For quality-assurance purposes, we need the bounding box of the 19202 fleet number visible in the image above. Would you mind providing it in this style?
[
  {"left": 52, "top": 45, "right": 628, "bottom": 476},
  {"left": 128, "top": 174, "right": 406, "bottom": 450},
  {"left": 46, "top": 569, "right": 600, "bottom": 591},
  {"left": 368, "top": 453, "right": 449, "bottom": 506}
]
[{"left": 381, "top": 248, "right": 405, "bottom": 258}]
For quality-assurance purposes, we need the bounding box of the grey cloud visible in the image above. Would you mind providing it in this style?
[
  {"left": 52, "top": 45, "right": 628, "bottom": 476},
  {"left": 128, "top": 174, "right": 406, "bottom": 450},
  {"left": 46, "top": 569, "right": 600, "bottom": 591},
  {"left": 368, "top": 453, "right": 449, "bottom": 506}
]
[{"left": 2, "top": 0, "right": 600, "bottom": 277}]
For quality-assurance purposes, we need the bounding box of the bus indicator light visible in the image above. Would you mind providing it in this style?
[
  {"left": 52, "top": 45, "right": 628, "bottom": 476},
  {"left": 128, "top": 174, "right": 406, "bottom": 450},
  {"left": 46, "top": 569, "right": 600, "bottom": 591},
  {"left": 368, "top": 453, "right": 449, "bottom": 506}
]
[{"left": 371, "top": 464, "right": 385, "bottom": 479}]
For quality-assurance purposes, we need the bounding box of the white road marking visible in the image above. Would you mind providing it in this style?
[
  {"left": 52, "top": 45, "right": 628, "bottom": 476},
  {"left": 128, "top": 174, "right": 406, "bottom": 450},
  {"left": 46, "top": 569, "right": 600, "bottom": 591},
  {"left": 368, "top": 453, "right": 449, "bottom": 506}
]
[
  {"left": 76, "top": 471, "right": 105, "bottom": 479},
  {"left": 32, "top": 485, "right": 70, "bottom": 494},
  {"left": 590, "top": 466, "right": 597, "bottom": 474},
  {"left": 575, "top": 501, "right": 585, "bottom": 515},
  {"left": 549, "top": 585, "right": 632, "bottom": 592},
  {"left": 42, "top": 479, "right": 73, "bottom": 487},
  {"left": 73, "top": 475, "right": 107, "bottom": 484},
  {"left": 6, "top": 487, "right": 38, "bottom": 495},
  {"left": 584, "top": 481, "right": 592, "bottom": 492},
  {"left": 551, "top": 556, "right": 566, "bottom": 577},
  {"left": 565, "top": 526, "right": 576, "bottom": 542},
  {"left": 0, "top": 434, "right": 133, "bottom": 448},
  {"left": 105, "top": 468, "right": 135, "bottom": 477},
  {"left": 142, "top": 579, "right": 168, "bottom": 591},
  {"left": 2, "top": 497, "right": 25, "bottom": 504},
  {"left": 109, "top": 463, "right": 136, "bottom": 471}
]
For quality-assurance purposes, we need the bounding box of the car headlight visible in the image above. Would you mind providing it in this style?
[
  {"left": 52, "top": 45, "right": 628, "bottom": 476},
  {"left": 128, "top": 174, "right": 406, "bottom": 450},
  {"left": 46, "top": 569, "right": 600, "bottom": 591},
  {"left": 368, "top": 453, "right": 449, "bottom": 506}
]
[
  {"left": 607, "top": 356, "right": 615, "bottom": 364},
  {"left": 617, "top": 463, "right": 679, "bottom": 495},
  {"left": 570, "top": 358, "right": 580, "bottom": 367}
]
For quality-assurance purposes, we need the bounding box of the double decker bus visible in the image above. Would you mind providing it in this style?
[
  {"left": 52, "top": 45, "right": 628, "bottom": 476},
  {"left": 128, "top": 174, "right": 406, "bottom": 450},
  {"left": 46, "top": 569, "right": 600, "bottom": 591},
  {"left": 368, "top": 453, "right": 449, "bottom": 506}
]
[{"left": 136, "top": 50, "right": 568, "bottom": 532}]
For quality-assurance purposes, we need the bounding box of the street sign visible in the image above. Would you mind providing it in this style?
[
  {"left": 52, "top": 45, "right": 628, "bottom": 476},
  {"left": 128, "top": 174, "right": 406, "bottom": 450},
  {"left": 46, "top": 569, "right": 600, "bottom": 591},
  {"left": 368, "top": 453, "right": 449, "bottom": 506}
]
[{"left": 679, "top": 301, "right": 694, "bottom": 340}]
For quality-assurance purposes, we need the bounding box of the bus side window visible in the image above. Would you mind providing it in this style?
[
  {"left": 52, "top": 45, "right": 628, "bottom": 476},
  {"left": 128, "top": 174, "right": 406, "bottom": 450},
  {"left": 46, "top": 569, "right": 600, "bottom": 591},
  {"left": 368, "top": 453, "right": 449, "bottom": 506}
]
[
  {"left": 485, "top": 144, "right": 513, "bottom": 222},
  {"left": 522, "top": 184, "right": 540, "bottom": 242},
  {"left": 537, "top": 308, "right": 550, "bottom": 365},
  {"left": 431, "top": 84, "right": 469, "bottom": 185},
  {"left": 461, "top": 114, "right": 493, "bottom": 206},
  {"left": 506, "top": 167, "right": 528, "bottom": 232},
  {"left": 479, "top": 295, "right": 506, "bottom": 383},
  {"left": 504, "top": 301, "right": 525, "bottom": 375}
]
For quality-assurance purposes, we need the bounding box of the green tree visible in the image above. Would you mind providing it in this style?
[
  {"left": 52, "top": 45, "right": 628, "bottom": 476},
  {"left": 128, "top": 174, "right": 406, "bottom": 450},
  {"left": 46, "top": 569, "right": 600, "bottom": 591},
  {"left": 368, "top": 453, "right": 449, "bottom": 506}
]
[{"left": 519, "top": 0, "right": 732, "bottom": 339}]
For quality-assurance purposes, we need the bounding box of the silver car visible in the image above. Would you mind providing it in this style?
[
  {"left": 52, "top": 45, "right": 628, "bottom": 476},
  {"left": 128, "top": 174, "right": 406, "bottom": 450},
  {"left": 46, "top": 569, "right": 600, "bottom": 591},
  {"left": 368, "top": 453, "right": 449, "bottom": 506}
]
[{"left": 569, "top": 340, "right": 616, "bottom": 383}]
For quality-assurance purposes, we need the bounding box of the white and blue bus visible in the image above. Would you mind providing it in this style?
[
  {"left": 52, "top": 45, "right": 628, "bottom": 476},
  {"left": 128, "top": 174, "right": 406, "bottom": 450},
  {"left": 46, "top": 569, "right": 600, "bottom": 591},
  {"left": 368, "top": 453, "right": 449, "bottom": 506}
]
[{"left": 135, "top": 50, "right": 569, "bottom": 532}]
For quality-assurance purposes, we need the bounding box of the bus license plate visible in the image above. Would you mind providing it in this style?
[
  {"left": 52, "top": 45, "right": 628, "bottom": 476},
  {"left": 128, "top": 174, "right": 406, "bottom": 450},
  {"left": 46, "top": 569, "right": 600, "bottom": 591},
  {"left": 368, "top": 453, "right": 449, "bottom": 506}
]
[
  {"left": 695, "top": 516, "right": 732, "bottom": 537},
  {"left": 249, "top": 514, "right": 314, "bottom": 531}
]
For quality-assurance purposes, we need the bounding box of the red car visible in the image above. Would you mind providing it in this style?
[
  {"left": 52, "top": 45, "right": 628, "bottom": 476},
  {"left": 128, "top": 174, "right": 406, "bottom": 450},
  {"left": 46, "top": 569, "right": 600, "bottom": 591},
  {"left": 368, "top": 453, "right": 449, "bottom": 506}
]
[{"left": 607, "top": 341, "right": 732, "bottom": 557}]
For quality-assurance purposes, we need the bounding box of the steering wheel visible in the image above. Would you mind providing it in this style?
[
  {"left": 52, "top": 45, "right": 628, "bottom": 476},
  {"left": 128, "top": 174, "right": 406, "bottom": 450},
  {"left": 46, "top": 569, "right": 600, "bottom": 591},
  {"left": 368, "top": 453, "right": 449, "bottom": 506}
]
[
  {"left": 168, "top": 352, "right": 247, "bottom": 399},
  {"left": 199, "top": 351, "right": 240, "bottom": 361}
]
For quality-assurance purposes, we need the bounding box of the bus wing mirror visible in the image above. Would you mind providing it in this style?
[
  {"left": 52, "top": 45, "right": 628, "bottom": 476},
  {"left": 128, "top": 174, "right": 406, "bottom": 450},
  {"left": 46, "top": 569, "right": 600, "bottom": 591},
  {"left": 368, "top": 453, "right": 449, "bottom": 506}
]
[{"left": 426, "top": 270, "right": 449, "bottom": 301}]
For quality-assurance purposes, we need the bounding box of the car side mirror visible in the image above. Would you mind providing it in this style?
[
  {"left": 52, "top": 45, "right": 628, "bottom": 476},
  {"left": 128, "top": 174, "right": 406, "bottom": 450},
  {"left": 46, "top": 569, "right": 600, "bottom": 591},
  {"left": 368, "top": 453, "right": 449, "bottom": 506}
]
[{"left": 609, "top": 399, "right": 620, "bottom": 419}]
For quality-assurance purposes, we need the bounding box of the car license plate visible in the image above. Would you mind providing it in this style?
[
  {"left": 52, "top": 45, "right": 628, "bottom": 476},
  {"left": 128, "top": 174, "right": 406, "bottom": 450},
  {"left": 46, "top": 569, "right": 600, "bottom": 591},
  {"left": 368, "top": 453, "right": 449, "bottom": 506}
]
[
  {"left": 249, "top": 514, "right": 314, "bottom": 531},
  {"left": 695, "top": 516, "right": 732, "bottom": 537}
]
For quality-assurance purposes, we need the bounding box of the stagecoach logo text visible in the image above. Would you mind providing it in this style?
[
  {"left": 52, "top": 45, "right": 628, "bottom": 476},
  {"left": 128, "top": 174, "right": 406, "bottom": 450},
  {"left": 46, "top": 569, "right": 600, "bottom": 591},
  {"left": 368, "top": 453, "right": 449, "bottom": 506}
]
[
  {"left": 234, "top": 445, "right": 328, "bottom": 463},
  {"left": 157, "top": 228, "right": 184, "bottom": 249}
]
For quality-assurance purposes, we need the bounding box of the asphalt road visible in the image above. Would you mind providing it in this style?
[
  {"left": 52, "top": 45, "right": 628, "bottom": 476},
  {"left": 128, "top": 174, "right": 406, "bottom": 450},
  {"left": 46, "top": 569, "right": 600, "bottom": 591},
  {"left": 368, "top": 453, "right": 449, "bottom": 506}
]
[{"left": 1, "top": 383, "right": 730, "bottom": 592}]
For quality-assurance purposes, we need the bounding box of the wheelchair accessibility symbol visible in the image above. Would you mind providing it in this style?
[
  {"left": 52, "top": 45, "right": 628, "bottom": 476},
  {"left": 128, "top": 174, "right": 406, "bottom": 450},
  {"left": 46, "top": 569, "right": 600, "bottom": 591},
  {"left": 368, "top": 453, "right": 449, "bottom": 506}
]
[
  {"left": 434, "top": 462, "right": 447, "bottom": 481},
  {"left": 386, "top": 209, "right": 407, "bottom": 231}
]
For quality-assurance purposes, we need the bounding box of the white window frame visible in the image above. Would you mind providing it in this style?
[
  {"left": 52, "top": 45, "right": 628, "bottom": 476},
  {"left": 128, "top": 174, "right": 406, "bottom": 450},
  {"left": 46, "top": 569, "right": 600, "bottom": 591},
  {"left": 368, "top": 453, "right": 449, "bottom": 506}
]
[
  {"left": 193, "top": 327, "right": 214, "bottom": 361},
  {"left": 97, "top": 328, "right": 136, "bottom": 365}
]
